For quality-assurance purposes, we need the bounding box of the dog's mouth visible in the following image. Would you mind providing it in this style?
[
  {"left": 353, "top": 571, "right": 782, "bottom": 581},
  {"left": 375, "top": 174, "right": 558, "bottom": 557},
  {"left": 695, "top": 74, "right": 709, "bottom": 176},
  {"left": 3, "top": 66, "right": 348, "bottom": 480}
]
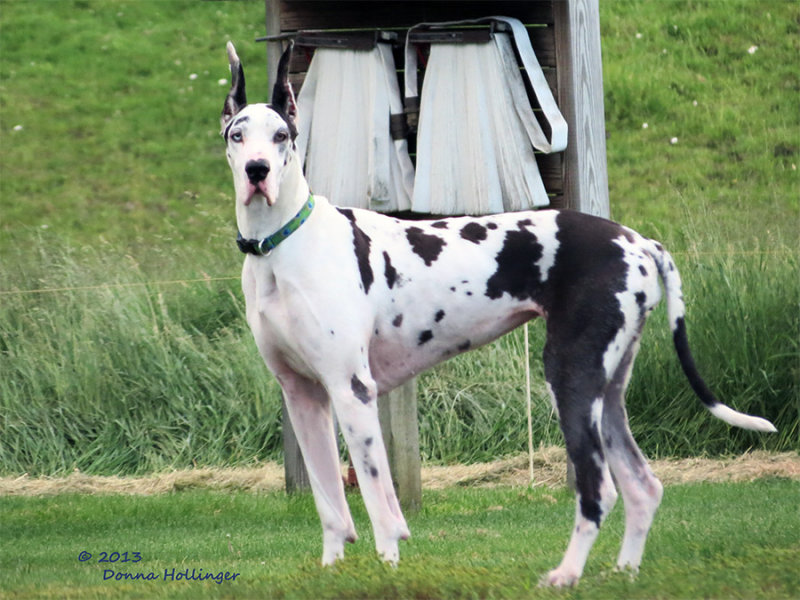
[{"left": 244, "top": 178, "right": 278, "bottom": 207}]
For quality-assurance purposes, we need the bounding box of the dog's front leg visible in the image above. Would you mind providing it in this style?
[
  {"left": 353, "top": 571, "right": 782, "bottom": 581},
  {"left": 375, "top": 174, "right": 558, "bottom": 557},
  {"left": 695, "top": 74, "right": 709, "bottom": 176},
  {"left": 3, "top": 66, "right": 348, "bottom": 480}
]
[
  {"left": 278, "top": 369, "right": 357, "bottom": 565},
  {"left": 328, "top": 372, "right": 410, "bottom": 564}
]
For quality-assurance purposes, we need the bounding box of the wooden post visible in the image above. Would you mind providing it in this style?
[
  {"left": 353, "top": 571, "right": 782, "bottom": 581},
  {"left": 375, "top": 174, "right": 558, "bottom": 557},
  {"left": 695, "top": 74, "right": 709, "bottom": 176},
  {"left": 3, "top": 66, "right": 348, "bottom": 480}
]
[
  {"left": 264, "top": 0, "right": 281, "bottom": 98},
  {"left": 554, "top": 0, "right": 610, "bottom": 218},
  {"left": 281, "top": 396, "right": 310, "bottom": 492},
  {"left": 378, "top": 380, "right": 422, "bottom": 511}
]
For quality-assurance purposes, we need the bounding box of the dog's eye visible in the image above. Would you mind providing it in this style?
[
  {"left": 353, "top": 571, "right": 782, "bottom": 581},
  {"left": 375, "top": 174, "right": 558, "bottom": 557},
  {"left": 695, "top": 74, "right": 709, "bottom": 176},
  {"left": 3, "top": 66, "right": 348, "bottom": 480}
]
[
  {"left": 230, "top": 130, "right": 243, "bottom": 143},
  {"left": 273, "top": 131, "right": 288, "bottom": 143}
]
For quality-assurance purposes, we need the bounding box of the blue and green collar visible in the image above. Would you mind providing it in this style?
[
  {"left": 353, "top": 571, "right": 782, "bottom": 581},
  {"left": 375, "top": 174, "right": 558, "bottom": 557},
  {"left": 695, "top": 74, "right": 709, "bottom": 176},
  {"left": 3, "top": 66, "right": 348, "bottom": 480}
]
[{"left": 236, "top": 194, "right": 315, "bottom": 256}]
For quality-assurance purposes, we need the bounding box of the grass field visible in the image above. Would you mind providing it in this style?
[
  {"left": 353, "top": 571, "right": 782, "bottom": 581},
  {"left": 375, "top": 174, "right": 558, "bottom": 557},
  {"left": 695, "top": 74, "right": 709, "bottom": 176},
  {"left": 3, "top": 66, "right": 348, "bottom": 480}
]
[
  {"left": 1, "top": 0, "right": 797, "bottom": 475},
  {"left": 1, "top": 479, "right": 798, "bottom": 599}
]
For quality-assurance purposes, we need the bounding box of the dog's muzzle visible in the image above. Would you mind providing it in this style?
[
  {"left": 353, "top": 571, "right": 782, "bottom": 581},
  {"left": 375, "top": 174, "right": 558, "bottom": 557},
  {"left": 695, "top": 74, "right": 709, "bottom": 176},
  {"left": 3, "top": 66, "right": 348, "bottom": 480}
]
[
  {"left": 245, "top": 159, "right": 270, "bottom": 184},
  {"left": 243, "top": 159, "right": 274, "bottom": 206}
]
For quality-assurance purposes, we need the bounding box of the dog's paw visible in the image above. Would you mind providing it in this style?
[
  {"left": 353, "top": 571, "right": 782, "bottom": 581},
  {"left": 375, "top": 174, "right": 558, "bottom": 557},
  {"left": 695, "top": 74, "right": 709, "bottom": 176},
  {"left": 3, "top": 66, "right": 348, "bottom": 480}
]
[
  {"left": 540, "top": 566, "right": 580, "bottom": 588},
  {"left": 321, "top": 528, "right": 357, "bottom": 566},
  {"left": 613, "top": 562, "right": 640, "bottom": 581},
  {"left": 376, "top": 542, "right": 400, "bottom": 567}
]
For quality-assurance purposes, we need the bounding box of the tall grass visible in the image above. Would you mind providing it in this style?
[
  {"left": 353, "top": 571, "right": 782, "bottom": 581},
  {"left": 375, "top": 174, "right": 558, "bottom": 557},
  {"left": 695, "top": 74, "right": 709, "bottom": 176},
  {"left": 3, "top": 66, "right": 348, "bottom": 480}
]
[
  {"left": 1, "top": 226, "right": 796, "bottom": 476},
  {"left": 0, "top": 241, "right": 284, "bottom": 475}
]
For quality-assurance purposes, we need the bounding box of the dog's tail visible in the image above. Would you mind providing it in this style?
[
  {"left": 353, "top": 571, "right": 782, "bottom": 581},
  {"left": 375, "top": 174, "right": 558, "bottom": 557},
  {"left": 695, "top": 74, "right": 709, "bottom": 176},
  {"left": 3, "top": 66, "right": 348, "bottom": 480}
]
[{"left": 650, "top": 243, "right": 777, "bottom": 433}]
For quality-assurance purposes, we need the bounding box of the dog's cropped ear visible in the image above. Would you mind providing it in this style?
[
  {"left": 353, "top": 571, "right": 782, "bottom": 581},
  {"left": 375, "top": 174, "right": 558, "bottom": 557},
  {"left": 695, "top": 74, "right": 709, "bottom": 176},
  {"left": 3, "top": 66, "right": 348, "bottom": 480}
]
[
  {"left": 269, "top": 40, "right": 298, "bottom": 136},
  {"left": 221, "top": 41, "right": 247, "bottom": 132}
]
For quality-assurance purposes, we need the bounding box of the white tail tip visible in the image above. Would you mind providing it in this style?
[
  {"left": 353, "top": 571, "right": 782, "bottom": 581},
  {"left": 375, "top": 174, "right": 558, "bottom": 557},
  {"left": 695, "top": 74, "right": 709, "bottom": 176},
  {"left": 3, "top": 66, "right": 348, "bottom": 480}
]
[
  {"left": 709, "top": 403, "right": 778, "bottom": 433},
  {"left": 226, "top": 41, "right": 240, "bottom": 65}
]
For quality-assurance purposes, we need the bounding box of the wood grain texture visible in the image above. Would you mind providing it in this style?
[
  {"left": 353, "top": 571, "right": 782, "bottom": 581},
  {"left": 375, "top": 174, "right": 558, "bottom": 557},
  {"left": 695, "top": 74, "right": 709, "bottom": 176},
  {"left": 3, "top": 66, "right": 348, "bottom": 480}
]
[
  {"left": 378, "top": 380, "right": 422, "bottom": 511},
  {"left": 281, "top": 396, "right": 310, "bottom": 492},
  {"left": 553, "top": 0, "right": 609, "bottom": 216}
]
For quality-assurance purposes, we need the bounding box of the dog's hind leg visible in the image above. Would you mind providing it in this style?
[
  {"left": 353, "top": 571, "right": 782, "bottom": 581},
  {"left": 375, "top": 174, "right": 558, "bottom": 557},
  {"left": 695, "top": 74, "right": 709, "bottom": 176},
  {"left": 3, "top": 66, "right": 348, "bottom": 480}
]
[
  {"left": 278, "top": 370, "right": 357, "bottom": 565},
  {"left": 541, "top": 331, "right": 619, "bottom": 587},
  {"left": 601, "top": 338, "right": 663, "bottom": 573},
  {"left": 327, "top": 370, "right": 410, "bottom": 564}
]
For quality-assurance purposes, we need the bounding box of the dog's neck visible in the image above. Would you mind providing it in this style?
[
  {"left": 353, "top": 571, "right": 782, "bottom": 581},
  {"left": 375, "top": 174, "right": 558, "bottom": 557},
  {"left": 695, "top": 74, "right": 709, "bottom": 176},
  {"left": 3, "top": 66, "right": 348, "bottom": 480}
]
[{"left": 235, "top": 150, "right": 310, "bottom": 241}]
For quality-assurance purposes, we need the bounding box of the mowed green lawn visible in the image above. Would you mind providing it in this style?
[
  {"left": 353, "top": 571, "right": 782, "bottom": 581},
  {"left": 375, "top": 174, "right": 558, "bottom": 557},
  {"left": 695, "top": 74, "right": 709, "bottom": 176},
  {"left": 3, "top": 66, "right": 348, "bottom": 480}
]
[{"left": 1, "top": 480, "right": 798, "bottom": 599}]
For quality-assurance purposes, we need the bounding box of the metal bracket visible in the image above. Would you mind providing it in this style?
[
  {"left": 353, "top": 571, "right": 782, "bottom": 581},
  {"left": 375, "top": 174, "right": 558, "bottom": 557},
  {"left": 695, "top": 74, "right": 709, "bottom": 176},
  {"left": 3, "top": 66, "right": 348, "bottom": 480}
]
[
  {"left": 406, "top": 21, "right": 510, "bottom": 45},
  {"left": 258, "top": 30, "right": 397, "bottom": 50}
]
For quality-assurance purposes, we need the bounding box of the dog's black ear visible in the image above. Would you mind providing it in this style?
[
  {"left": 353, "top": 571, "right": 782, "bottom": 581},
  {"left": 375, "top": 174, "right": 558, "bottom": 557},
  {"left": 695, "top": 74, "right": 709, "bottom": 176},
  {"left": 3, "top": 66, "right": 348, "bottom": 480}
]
[
  {"left": 269, "top": 41, "right": 298, "bottom": 134},
  {"left": 221, "top": 41, "right": 247, "bottom": 132}
]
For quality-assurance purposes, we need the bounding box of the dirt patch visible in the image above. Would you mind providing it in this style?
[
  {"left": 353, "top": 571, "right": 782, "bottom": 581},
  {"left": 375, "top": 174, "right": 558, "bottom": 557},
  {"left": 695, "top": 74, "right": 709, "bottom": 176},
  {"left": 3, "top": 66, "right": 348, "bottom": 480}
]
[{"left": 1, "top": 448, "right": 797, "bottom": 496}]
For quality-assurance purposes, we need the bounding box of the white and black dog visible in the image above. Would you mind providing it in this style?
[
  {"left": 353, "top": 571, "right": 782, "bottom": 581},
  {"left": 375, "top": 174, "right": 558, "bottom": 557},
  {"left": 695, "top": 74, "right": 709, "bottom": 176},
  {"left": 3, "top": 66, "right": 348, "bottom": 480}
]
[{"left": 220, "top": 42, "right": 776, "bottom": 586}]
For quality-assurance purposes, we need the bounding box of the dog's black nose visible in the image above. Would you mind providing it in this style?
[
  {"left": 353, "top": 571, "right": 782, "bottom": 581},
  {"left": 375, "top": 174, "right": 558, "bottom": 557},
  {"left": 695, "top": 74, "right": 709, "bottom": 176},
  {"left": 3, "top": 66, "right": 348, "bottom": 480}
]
[{"left": 245, "top": 159, "right": 270, "bottom": 184}]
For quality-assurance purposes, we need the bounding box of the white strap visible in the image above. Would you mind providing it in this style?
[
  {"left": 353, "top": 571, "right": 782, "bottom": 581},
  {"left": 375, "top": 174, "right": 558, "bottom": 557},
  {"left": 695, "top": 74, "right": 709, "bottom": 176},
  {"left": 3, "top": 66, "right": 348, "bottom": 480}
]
[
  {"left": 405, "top": 16, "right": 567, "bottom": 154},
  {"left": 376, "top": 43, "right": 415, "bottom": 207}
]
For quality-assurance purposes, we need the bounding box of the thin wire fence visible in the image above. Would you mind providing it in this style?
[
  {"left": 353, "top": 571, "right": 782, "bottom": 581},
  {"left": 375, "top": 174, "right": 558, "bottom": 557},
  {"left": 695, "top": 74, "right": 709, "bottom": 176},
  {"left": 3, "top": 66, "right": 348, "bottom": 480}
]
[{"left": 0, "top": 249, "right": 793, "bottom": 297}]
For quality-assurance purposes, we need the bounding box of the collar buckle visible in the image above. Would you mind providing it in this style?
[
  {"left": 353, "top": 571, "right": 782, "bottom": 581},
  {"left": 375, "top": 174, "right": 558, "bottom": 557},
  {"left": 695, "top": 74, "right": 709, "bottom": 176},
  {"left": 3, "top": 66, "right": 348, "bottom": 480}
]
[{"left": 256, "top": 239, "right": 274, "bottom": 257}]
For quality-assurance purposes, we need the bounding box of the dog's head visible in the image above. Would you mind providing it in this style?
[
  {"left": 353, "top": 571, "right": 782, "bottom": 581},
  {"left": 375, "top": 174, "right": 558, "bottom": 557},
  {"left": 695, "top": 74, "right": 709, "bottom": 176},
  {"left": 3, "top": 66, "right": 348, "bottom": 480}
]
[{"left": 221, "top": 41, "right": 298, "bottom": 207}]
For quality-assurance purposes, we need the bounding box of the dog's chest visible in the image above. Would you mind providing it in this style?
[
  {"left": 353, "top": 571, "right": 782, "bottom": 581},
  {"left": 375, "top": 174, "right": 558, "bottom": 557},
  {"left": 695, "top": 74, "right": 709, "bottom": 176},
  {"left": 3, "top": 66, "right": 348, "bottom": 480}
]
[{"left": 241, "top": 258, "right": 320, "bottom": 377}]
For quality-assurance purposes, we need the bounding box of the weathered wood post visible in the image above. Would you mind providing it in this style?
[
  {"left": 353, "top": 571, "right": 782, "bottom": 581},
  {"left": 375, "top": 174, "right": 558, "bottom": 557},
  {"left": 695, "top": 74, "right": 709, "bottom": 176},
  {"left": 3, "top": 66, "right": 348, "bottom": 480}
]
[
  {"left": 554, "top": 0, "right": 610, "bottom": 218},
  {"left": 378, "top": 379, "right": 422, "bottom": 511},
  {"left": 281, "top": 398, "right": 309, "bottom": 493}
]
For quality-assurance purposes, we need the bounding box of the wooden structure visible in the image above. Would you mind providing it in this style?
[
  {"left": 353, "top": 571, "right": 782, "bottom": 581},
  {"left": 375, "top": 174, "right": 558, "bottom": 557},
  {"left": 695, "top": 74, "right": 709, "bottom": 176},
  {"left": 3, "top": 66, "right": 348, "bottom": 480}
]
[{"left": 260, "top": 0, "right": 610, "bottom": 506}]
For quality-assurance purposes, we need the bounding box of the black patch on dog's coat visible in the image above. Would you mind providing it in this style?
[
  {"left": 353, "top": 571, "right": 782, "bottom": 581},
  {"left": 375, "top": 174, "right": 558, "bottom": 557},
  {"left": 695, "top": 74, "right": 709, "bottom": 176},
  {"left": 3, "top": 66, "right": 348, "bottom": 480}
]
[
  {"left": 222, "top": 122, "right": 235, "bottom": 141},
  {"left": 392, "top": 314, "right": 403, "bottom": 327},
  {"left": 267, "top": 43, "right": 299, "bottom": 140},
  {"left": 639, "top": 265, "right": 648, "bottom": 276},
  {"left": 418, "top": 330, "right": 434, "bottom": 345},
  {"left": 457, "top": 340, "right": 471, "bottom": 352},
  {"left": 431, "top": 221, "right": 449, "bottom": 229},
  {"left": 563, "top": 416, "right": 607, "bottom": 530},
  {"left": 267, "top": 107, "right": 298, "bottom": 141},
  {"left": 434, "top": 309, "right": 445, "bottom": 323},
  {"left": 580, "top": 496, "right": 603, "bottom": 528},
  {"left": 383, "top": 251, "right": 398, "bottom": 289},
  {"left": 351, "top": 374, "right": 371, "bottom": 404},
  {"left": 485, "top": 221, "right": 544, "bottom": 301},
  {"left": 460, "top": 222, "right": 488, "bottom": 244},
  {"left": 338, "top": 209, "right": 374, "bottom": 294},
  {"left": 542, "top": 211, "right": 629, "bottom": 353},
  {"left": 406, "top": 227, "right": 446, "bottom": 266},
  {"left": 538, "top": 211, "right": 634, "bottom": 531}
]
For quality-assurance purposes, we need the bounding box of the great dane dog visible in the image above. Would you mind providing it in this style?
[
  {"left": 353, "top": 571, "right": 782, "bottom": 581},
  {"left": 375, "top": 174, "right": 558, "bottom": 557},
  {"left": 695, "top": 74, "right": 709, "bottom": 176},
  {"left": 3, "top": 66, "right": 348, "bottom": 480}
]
[{"left": 220, "top": 42, "right": 776, "bottom": 586}]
